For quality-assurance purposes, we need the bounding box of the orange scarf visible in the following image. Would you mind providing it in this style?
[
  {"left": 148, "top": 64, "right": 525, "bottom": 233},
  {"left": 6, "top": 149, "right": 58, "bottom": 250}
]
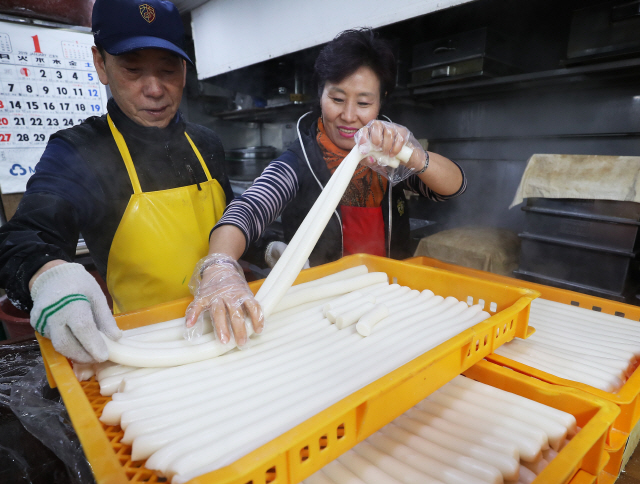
[{"left": 317, "top": 118, "right": 388, "bottom": 208}]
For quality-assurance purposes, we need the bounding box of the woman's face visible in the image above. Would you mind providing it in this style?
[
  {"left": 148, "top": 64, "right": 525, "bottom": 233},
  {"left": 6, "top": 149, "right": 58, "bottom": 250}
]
[{"left": 320, "top": 65, "right": 381, "bottom": 151}]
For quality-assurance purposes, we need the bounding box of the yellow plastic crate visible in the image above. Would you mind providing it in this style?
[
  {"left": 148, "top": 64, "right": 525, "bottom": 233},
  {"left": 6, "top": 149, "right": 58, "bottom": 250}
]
[
  {"left": 38, "top": 254, "right": 538, "bottom": 484},
  {"left": 464, "top": 360, "right": 619, "bottom": 483},
  {"left": 406, "top": 256, "right": 640, "bottom": 480}
]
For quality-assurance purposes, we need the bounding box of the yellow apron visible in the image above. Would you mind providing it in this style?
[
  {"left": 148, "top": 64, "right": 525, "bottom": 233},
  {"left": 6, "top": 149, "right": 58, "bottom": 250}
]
[{"left": 105, "top": 115, "right": 226, "bottom": 314}]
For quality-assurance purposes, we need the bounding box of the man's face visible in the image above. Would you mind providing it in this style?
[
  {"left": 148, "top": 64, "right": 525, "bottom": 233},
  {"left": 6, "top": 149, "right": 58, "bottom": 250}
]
[{"left": 92, "top": 47, "right": 186, "bottom": 128}]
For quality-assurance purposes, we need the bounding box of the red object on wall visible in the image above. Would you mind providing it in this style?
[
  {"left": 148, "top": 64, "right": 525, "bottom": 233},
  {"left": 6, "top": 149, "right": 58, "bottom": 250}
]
[{"left": 0, "top": 0, "right": 95, "bottom": 27}]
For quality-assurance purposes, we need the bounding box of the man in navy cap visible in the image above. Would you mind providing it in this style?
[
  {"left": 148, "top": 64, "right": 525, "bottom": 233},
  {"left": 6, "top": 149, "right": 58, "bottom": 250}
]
[{"left": 0, "top": 0, "right": 263, "bottom": 362}]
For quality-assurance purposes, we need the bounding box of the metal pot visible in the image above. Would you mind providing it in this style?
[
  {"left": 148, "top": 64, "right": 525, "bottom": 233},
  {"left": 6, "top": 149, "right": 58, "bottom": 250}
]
[{"left": 225, "top": 146, "right": 278, "bottom": 182}]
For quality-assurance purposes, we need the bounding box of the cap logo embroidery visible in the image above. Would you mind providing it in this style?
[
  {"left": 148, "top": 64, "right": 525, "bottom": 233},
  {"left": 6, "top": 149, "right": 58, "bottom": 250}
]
[{"left": 139, "top": 4, "right": 156, "bottom": 23}]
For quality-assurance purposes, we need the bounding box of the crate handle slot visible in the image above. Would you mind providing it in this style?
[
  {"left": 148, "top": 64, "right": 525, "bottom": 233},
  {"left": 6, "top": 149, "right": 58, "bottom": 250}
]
[
  {"left": 337, "top": 423, "right": 345, "bottom": 439},
  {"left": 300, "top": 446, "right": 309, "bottom": 462},
  {"left": 319, "top": 435, "right": 328, "bottom": 451},
  {"left": 266, "top": 466, "right": 277, "bottom": 483}
]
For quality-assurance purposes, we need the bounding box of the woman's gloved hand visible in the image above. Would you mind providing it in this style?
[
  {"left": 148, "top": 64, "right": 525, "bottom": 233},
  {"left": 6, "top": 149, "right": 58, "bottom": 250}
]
[
  {"left": 264, "top": 241, "right": 310, "bottom": 269},
  {"left": 185, "top": 254, "right": 264, "bottom": 347},
  {"left": 355, "top": 120, "right": 428, "bottom": 182},
  {"left": 30, "top": 262, "right": 122, "bottom": 363}
]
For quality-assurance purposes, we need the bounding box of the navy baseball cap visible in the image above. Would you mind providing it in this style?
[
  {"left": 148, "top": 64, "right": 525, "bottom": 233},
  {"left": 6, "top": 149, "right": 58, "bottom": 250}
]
[{"left": 92, "top": 0, "right": 192, "bottom": 64}]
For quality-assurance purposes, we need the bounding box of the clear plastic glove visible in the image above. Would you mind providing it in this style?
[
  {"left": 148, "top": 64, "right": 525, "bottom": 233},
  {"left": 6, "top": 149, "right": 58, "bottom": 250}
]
[
  {"left": 185, "top": 254, "right": 264, "bottom": 347},
  {"left": 355, "top": 119, "right": 426, "bottom": 184},
  {"left": 30, "top": 263, "right": 122, "bottom": 363},
  {"left": 265, "top": 241, "right": 310, "bottom": 269}
]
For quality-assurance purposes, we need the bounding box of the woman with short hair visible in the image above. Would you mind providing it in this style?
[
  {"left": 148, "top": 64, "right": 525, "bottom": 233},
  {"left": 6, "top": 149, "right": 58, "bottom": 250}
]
[{"left": 188, "top": 28, "right": 467, "bottom": 345}]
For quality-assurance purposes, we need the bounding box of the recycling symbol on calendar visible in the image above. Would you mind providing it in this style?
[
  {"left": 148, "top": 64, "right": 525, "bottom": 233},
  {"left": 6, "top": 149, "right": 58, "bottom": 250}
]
[{"left": 10, "top": 164, "right": 27, "bottom": 176}]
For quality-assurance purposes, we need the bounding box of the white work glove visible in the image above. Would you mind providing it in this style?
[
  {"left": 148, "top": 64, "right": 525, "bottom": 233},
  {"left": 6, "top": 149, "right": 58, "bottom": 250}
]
[
  {"left": 185, "top": 254, "right": 264, "bottom": 347},
  {"left": 355, "top": 119, "right": 426, "bottom": 184},
  {"left": 265, "top": 241, "right": 310, "bottom": 269},
  {"left": 30, "top": 263, "right": 122, "bottom": 363}
]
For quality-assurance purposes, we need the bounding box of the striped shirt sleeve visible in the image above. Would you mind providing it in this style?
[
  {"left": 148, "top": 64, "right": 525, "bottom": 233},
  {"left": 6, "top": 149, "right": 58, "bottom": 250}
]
[
  {"left": 214, "top": 161, "right": 299, "bottom": 245},
  {"left": 403, "top": 159, "right": 467, "bottom": 201}
]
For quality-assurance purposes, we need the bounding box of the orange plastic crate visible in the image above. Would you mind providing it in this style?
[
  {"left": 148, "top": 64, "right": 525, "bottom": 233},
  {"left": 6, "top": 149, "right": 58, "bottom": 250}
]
[
  {"left": 406, "top": 256, "right": 640, "bottom": 479},
  {"left": 464, "top": 360, "right": 619, "bottom": 483},
  {"left": 39, "top": 254, "right": 538, "bottom": 484}
]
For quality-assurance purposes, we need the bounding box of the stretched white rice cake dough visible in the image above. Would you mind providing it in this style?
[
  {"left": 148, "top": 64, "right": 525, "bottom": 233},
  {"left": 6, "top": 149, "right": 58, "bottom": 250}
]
[
  {"left": 120, "top": 290, "right": 445, "bottom": 400},
  {"left": 119, "top": 291, "right": 433, "bottom": 398},
  {"left": 514, "top": 465, "right": 536, "bottom": 484},
  {"left": 335, "top": 302, "right": 376, "bottom": 330},
  {"left": 322, "top": 459, "right": 367, "bottom": 484},
  {"left": 99, "top": 368, "right": 160, "bottom": 396},
  {"left": 423, "top": 393, "right": 549, "bottom": 450},
  {"left": 506, "top": 330, "right": 634, "bottom": 362},
  {"left": 304, "top": 470, "right": 337, "bottom": 484},
  {"left": 509, "top": 338, "right": 631, "bottom": 377},
  {"left": 529, "top": 311, "right": 640, "bottom": 343},
  {"left": 323, "top": 291, "right": 368, "bottom": 314},
  {"left": 518, "top": 332, "right": 632, "bottom": 363},
  {"left": 436, "top": 385, "right": 567, "bottom": 451},
  {"left": 357, "top": 304, "right": 390, "bottom": 337},
  {"left": 501, "top": 339, "right": 625, "bottom": 385},
  {"left": 529, "top": 322, "right": 640, "bottom": 356},
  {"left": 450, "top": 376, "right": 576, "bottom": 433},
  {"left": 380, "top": 424, "right": 504, "bottom": 484},
  {"left": 494, "top": 345, "right": 617, "bottom": 392},
  {"left": 391, "top": 416, "right": 518, "bottom": 480},
  {"left": 118, "top": 326, "right": 340, "bottom": 428},
  {"left": 255, "top": 152, "right": 357, "bottom": 304},
  {"left": 383, "top": 289, "right": 421, "bottom": 308},
  {"left": 72, "top": 363, "right": 94, "bottom": 381},
  {"left": 105, "top": 290, "right": 337, "bottom": 368},
  {"left": 375, "top": 286, "right": 412, "bottom": 304},
  {"left": 151, "top": 304, "right": 485, "bottom": 478},
  {"left": 267, "top": 296, "right": 334, "bottom": 324},
  {"left": 101, "top": 333, "right": 237, "bottom": 368},
  {"left": 495, "top": 345, "right": 619, "bottom": 392},
  {"left": 119, "top": 312, "right": 330, "bottom": 395},
  {"left": 126, "top": 298, "right": 472, "bottom": 450},
  {"left": 414, "top": 401, "right": 540, "bottom": 462},
  {"left": 272, "top": 272, "right": 388, "bottom": 313},
  {"left": 127, "top": 322, "right": 214, "bottom": 343},
  {"left": 105, "top": 324, "right": 342, "bottom": 426},
  {"left": 287, "top": 265, "right": 369, "bottom": 295},
  {"left": 532, "top": 299, "right": 640, "bottom": 333},
  {"left": 160, "top": 306, "right": 490, "bottom": 476},
  {"left": 372, "top": 296, "right": 456, "bottom": 333},
  {"left": 353, "top": 441, "right": 445, "bottom": 484},
  {"left": 119, "top": 333, "right": 216, "bottom": 349},
  {"left": 255, "top": 145, "right": 411, "bottom": 317},
  {"left": 326, "top": 295, "right": 376, "bottom": 323},
  {"left": 96, "top": 364, "right": 137, "bottom": 381},
  {"left": 521, "top": 457, "right": 548, "bottom": 475},
  {"left": 366, "top": 433, "right": 489, "bottom": 484},
  {"left": 116, "top": 313, "right": 338, "bottom": 400},
  {"left": 121, "top": 329, "right": 362, "bottom": 444},
  {"left": 364, "top": 283, "right": 400, "bottom": 298},
  {"left": 121, "top": 317, "right": 184, "bottom": 337},
  {"left": 405, "top": 407, "right": 518, "bottom": 460},
  {"left": 337, "top": 450, "right": 402, "bottom": 484}
]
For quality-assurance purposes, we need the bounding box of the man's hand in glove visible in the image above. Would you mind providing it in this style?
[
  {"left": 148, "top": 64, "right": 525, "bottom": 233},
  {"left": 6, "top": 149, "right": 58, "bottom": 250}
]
[
  {"left": 29, "top": 262, "right": 121, "bottom": 363},
  {"left": 185, "top": 254, "right": 264, "bottom": 347}
]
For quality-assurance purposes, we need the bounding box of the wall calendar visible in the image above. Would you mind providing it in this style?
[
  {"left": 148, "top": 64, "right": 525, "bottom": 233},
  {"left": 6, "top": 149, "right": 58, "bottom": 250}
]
[{"left": 0, "top": 21, "right": 108, "bottom": 194}]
